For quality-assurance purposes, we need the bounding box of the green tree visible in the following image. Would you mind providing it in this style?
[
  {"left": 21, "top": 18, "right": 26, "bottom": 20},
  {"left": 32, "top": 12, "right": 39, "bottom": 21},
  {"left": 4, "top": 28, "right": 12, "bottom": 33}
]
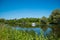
[
  {"left": 49, "top": 9, "right": 60, "bottom": 38},
  {"left": 40, "top": 16, "right": 48, "bottom": 31},
  {"left": 0, "top": 18, "right": 5, "bottom": 23}
]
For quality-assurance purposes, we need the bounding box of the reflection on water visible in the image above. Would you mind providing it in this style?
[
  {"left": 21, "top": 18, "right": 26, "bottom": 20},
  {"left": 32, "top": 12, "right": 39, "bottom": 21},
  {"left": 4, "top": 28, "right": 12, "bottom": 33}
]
[{"left": 12, "top": 27, "right": 52, "bottom": 36}]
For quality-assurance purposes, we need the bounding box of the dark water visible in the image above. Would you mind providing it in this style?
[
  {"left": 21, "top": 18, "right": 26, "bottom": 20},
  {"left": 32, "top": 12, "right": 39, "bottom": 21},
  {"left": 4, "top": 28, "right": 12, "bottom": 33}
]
[{"left": 12, "top": 27, "right": 52, "bottom": 36}]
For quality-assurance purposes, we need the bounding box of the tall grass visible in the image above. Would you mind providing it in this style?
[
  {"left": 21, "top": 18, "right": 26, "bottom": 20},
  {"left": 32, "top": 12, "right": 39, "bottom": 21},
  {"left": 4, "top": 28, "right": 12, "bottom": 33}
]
[{"left": 0, "top": 24, "right": 60, "bottom": 40}]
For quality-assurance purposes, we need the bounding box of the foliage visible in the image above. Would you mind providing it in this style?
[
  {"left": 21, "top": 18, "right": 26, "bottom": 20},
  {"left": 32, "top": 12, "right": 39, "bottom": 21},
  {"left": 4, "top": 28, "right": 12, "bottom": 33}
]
[
  {"left": 40, "top": 16, "right": 48, "bottom": 31},
  {"left": 49, "top": 9, "right": 60, "bottom": 24},
  {"left": 0, "top": 24, "right": 60, "bottom": 40},
  {"left": 0, "top": 18, "right": 40, "bottom": 27},
  {"left": 49, "top": 9, "right": 60, "bottom": 37}
]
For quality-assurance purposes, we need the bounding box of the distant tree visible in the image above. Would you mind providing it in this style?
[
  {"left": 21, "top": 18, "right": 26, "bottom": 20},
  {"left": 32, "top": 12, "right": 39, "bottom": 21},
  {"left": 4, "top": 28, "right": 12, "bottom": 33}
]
[
  {"left": 40, "top": 16, "right": 48, "bottom": 31},
  {"left": 0, "top": 18, "right": 5, "bottom": 23}
]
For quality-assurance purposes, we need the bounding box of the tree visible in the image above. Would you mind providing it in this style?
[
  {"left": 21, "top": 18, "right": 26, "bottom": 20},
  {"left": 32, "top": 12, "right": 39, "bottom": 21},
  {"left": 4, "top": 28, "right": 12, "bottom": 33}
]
[
  {"left": 40, "top": 16, "right": 48, "bottom": 31},
  {"left": 0, "top": 18, "right": 5, "bottom": 23},
  {"left": 49, "top": 9, "right": 60, "bottom": 38}
]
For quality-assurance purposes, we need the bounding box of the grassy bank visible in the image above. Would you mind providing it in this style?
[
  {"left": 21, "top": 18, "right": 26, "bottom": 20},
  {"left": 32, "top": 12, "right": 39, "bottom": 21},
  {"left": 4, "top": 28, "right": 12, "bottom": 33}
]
[{"left": 0, "top": 24, "right": 60, "bottom": 40}]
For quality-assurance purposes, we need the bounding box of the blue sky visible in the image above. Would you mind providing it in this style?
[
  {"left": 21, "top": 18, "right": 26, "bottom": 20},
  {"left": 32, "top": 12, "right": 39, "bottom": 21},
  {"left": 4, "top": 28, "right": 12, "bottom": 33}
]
[{"left": 0, "top": 0, "right": 60, "bottom": 19}]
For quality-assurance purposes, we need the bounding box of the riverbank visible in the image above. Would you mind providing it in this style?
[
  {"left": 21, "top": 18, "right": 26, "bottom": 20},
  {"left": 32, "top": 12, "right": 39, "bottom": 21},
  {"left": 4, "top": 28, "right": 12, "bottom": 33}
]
[{"left": 0, "top": 24, "right": 60, "bottom": 40}]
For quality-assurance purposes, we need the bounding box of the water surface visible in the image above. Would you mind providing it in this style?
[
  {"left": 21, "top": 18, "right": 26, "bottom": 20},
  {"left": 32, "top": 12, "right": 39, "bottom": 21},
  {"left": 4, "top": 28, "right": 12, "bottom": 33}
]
[{"left": 12, "top": 26, "right": 52, "bottom": 36}]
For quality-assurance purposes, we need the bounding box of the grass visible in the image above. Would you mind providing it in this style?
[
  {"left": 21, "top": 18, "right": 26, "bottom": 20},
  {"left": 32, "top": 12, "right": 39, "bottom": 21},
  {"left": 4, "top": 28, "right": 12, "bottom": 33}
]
[{"left": 0, "top": 24, "right": 60, "bottom": 40}]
